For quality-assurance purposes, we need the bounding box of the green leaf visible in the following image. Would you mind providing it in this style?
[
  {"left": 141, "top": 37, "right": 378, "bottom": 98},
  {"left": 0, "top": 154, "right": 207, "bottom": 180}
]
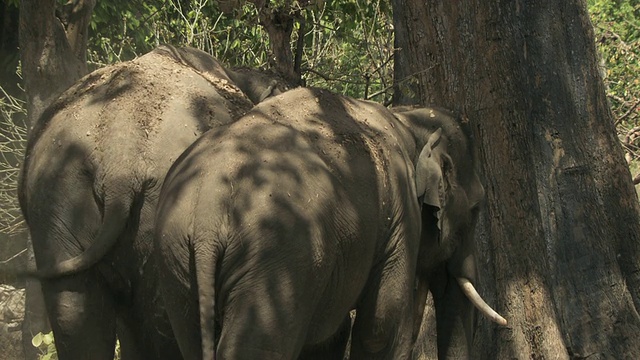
[
  {"left": 31, "top": 333, "right": 43, "bottom": 348},
  {"left": 43, "top": 332, "right": 55, "bottom": 345}
]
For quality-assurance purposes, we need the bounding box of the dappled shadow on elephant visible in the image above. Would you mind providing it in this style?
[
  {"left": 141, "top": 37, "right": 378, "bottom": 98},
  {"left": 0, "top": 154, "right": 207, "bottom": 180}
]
[
  {"left": 156, "top": 118, "right": 362, "bottom": 359},
  {"left": 18, "top": 44, "right": 285, "bottom": 360},
  {"left": 154, "top": 87, "right": 506, "bottom": 359}
]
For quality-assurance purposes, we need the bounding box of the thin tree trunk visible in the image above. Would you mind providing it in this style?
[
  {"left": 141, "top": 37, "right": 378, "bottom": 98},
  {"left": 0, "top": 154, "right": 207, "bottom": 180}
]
[
  {"left": 393, "top": 0, "right": 640, "bottom": 358},
  {"left": 254, "top": 1, "right": 301, "bottom": 86},
  {"left": 62, "top": 0, "right": 95, "bottom": 67}
]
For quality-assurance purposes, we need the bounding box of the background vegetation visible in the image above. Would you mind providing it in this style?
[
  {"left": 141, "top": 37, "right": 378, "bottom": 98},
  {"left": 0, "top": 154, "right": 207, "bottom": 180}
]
[
  {"left": 589, "top": 0, "right": 640, "bottom": 182},
  {"left": 86, "top": 0, "right": 394, "bottom": 100}
]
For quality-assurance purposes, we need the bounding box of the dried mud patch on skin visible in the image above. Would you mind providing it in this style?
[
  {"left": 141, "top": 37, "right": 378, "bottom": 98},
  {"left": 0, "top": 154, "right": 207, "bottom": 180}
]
[
  {"left": 30, "top": 65, "right": 127, "bottom": 147},
  {"left": 59, "top": 50, "right": 255, "bottom": 153},
  {"left": 124, "top": 61, "right": 173, "bottom": 136},
  {"left": 153, "top": 49, "right": 254, "bottom": 120},
  {"left": 206, "top": 77, "right": 254, "bottom": 120},
  {"left": 88, "top": 59, "right": 175, "bottom": 145}
]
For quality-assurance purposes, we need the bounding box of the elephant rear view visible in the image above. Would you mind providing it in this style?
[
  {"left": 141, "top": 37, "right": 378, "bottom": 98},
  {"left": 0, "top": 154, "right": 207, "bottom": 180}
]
[
  {"left": 154, "top": 87, "right": 505, "bottom": 360},
  {"left": 19, "top": 45, "right": 285, "bottom": 360}
]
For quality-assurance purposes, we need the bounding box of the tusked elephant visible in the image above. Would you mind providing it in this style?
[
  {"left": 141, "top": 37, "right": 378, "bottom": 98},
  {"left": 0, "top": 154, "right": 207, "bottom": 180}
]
[
  {"left": 154, "top": 86, "right": 506, "bottom": 360},
  {"left": 394, "top": 106, "right": 508, "bottom": 359},
  {"left": 18, "top": 44, "right": 285, "bottom": 360}
]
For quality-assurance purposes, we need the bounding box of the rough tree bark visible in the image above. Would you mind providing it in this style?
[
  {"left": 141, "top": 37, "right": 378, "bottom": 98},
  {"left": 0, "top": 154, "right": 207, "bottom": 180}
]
[
  {"left": 393, "top": 0, "right": 640, "bottom": 358},
  {"left": 221, "top": 0, "right": 303, "bottom": 86},
  {"left": 18, "top": 1, "right": 95, "bottom": 359},
  {"left": 254, "top": 0, "right": 299, "bottom": 85},
  {"left": 250, "top": 0, "right": 304, "bottom": 86},
  {"left": 0, "top": 1, "right": 21, "bottom": 97},
  {"left": 19, "top": 0, "right": 94, "bottom": 126}
]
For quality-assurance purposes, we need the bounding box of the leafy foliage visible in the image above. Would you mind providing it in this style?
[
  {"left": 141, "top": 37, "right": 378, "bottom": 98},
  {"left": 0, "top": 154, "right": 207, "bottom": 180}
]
[
  {"left": 85, "top": 0, "right": 393, "bottom": 100},
  {"left": 300, "top": 0, "right": 394, "bottom": 101},
  {"left": 87, "top": 0, "right": 271, "bottom": 69},
  {"left": 32, "top": 332, "right": 57, "bottom": 360},
  {"left": 32, "top": 331, "right": 121, "bottom": 360},
  {"left": 588, "top": 0, "right": 640, "bottom": 175}
]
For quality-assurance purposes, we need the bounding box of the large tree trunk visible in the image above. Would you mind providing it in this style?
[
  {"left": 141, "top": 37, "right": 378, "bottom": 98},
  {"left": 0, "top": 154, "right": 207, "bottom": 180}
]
[
  {"left": 18, "top": 2, "right": 95, "bottom": 359},
  {"left": 19, "top": 0, "right": 94, "bottom": 126},
  {"left": 393, "top": 0, "right": 640, "bottom": 358},
  {"left": 0, "top": 1, "right": 21, "bottom": 97}
]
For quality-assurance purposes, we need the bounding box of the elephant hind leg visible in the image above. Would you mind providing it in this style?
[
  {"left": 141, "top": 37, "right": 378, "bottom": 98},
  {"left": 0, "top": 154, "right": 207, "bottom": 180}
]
[
  {"left": 215, "top": 275, "right": 320, "bottom": 359},
  {"left": 116, "top": 318, "right": 143, "bottom": 360},
  {"left": 41, "top": 272, "right": 117, "bottom": 360},
  {"left": 161, "top": 267, "right": 201, "bottom": 360},
  {"left": 118, "top": 277, "right": 183, "bottom": 360},
  {"left": 298, "top": 314, "right": 353, "bottom": 360}
]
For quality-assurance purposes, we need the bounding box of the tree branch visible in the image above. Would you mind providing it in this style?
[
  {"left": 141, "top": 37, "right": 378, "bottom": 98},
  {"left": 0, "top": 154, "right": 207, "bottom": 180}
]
[
  {"left": 615, "top": 99, "right": 640, "bottom": 126},
  {"left": 64, "top": 0, "right": 96, "bottom": 64}
]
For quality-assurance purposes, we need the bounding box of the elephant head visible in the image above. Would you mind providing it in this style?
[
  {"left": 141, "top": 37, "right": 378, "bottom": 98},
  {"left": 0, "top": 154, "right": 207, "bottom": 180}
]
[
  {"left": 225, "top": 67, "right": 287, "bottom": 104},
  {"left": 394, "top": 107, "right": 506, "bottom": 354}
]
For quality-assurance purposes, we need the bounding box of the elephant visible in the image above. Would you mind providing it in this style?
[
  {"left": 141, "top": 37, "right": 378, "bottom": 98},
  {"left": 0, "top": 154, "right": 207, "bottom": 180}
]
[
  {"left": 18, "top": 44, "right": 285, "bottom": 360},
  {"left": 153, "top": 86, "right": 506, "bottom": 360},
  {"left": 394, "top": 105, "right": 507, "bottom": 359}
]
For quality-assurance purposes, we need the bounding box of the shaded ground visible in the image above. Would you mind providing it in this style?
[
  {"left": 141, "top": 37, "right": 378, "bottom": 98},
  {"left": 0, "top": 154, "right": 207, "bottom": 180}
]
[{"left": 0, "top": 284, "right": 25, "bottom": 360}]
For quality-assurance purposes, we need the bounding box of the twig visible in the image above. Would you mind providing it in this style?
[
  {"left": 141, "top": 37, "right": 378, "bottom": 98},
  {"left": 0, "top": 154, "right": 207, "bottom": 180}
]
[
  {"left": 615, "top": 99, "right": 640, "bottom": 126},
  {"left": 371, "top": 52, "right": 394, "bottom": 75},
  {"left": 366, "top": 83, "right": 393, "bottom": 100},
  {"left": 302, "top": 68, "right": 367, "bottom": 84},
  {"left": 0, "top": 248, "right": 27, "bottom": 264},
  {"left": 365, "top": 64, "right": 437, "bottom": 100}
]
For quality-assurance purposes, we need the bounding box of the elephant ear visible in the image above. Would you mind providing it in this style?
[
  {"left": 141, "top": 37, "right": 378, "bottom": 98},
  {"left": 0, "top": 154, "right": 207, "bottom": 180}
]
[{"left": 415, "top": 128, "right": 445, "bottom": 229}]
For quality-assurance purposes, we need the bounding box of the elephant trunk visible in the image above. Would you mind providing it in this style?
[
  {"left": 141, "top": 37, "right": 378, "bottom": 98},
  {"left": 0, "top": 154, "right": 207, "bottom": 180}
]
[{"left": 456, "top": 277, "right": 508, "bottom": 326}]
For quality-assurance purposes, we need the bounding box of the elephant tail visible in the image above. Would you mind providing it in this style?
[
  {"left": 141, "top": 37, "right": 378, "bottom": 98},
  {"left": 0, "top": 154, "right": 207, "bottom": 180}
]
[
  {"left": 194, "top": 242, "right": 219, "bottom": 359},
  {"left": 30, "top": 190, "right": 133, "bottom": 279}
]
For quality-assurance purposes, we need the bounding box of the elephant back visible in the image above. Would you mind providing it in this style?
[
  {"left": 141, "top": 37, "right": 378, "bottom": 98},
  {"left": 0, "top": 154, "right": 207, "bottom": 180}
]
[{"left": 249, "top": 87, "right": 407, "bottom": 182}]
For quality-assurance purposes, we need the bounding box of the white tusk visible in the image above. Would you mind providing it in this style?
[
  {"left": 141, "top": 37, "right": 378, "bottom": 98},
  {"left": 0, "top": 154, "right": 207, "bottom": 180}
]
[{"left": 456, "top": 277, "right": 508, "bottom": 326}]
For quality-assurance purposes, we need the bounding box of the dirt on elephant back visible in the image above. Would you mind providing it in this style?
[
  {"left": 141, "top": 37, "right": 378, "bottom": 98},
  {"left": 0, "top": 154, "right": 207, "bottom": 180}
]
[
  {"left": 51, "top": 47, "right": 255, "bottom": 147},
  {"left": 28, "top": 47, "right": 257, "bottom": 160},
  {"left": 93, "top": 53, "right": 246, "bottom": 137},
  {"left": 151, "top": 48, "right": 254, "bottom": 122}
]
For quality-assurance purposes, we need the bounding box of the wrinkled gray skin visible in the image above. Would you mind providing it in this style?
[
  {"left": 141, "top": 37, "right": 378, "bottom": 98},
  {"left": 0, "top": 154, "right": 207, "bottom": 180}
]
[
  {"left": 154, "top": 87, "right": 493, "bottom": 359},
  {"left": 396, "top": 105, "right": 490, "bottom": 358},
  {"left": 18, "top": 45, "right": 283, "bottom": 360}
]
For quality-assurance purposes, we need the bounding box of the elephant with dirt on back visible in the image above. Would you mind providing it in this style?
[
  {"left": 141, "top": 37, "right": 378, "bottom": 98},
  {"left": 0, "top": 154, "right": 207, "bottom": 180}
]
[
  {"left": 18, "top": 44, "right": 286, "bottom": 360},
  {"left": 154, "top": 86, "right": 506, "bottom": 359}
]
